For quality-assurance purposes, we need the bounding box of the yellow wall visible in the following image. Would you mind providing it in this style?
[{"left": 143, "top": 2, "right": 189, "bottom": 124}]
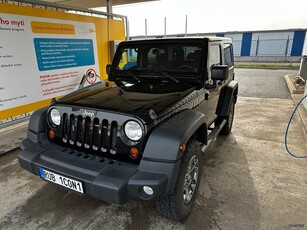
[{"left": 0, "top": 4, "right": 125, "bottom": 120}]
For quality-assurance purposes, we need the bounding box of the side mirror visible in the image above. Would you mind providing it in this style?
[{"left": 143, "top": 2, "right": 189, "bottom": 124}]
[
  {"left": 106, "top": 64, "right": 111, "bottom": 75},
  {"left": 211, "top": 65, "right": 229, "bottom": 81}
]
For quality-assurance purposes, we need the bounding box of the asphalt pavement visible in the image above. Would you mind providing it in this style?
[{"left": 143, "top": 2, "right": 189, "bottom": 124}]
[
  {"left": 1, "top": 69, "right": 307, "bottom": 229},
  {"left": 235, "top": 68, "right": 298, "bottom": 99}
]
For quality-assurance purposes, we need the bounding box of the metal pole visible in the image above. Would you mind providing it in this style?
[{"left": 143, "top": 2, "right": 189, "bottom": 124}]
[
  {"left": 13, "top": 0, "right": 126, "bottom": 19},
  {"left": 106, "top": 0, "right": 112, "bottom": 63},
  {"left": 255, "top": 36, "right": 260, "bottom": 56},
  {"left": 106, "top": 0, "right": 113, "bottom": 63},
  {"left": 106, "top": 0, "right": 113, "bottom": 18},
  {"left": 145, "top": 18, "right": 148, "bottom": 39},
  {"left": 164, "top": 17, "right": 166, "bottom": 37},
  {"left": 126, "top": 19, "right": 130, "bottom": 40},
  {"left": 285, "top": 35, "right": 290, "bottom": 57},
  {"left": 185, "top": 15, "right": 187, "bottom": 36}
]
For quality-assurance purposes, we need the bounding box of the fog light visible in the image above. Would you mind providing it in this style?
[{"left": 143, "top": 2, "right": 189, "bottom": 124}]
[{"left": 143, "top": 186, "right": 153, "bottom": 196}]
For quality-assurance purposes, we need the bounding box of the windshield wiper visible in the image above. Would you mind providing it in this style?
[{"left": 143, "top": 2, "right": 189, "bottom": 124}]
[
  {"left": 127, "top": 71, "right": 140, "bottom": 82},
  {"left": 159, "top": 71, "right": 179, "bottom": 83},
  {"left": 141, "top": 71, "right": 179, "bottom": 83},
  {"left": 115, "top": 71, "right": 140, "bottom": 82}
]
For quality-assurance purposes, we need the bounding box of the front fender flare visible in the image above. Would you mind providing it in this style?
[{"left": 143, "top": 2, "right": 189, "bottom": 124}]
[
  {"left": 21, "top": 107, "right": 48, "bottom": 150},
  {"left": 141, "top": 110, "right": 207, "bottom": 162}
]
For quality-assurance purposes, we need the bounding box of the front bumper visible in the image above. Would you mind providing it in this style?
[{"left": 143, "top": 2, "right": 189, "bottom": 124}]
[{"left": 19, "top": 139, "right": 180, "bottom": 204}]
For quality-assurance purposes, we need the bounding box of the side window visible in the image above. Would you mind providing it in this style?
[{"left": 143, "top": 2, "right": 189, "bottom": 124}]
[
  {"left": 209, "top": 45, "right": 221, "bottom": 68},
  {"left": 224, "top": 43, "right": 233, "bottom": 66}
]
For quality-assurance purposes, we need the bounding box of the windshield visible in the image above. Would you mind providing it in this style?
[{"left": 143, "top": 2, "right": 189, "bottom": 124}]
[{"left": 114, "top": 43, "right": 203, "bottom": 73}]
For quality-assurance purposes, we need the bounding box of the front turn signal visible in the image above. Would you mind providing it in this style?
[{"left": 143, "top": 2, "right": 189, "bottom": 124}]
[
  {"left": 130, "top": 147, "right": 139, "bottom": 159},
  {"left": 179, "top": 144, "right": 186, "bottom": 152},
  {"left": 49, "top": 130, "right": 55, "bottom": 139}
]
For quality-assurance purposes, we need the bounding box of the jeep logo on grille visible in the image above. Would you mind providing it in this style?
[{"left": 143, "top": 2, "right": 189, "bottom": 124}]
[{"left": 83, "top": 110, "right": 95, "bottom": 117}]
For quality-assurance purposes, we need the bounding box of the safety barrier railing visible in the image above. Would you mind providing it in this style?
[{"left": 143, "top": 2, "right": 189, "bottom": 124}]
[{"left": 233, "top": 37, "right": 294, "bottom": 57}]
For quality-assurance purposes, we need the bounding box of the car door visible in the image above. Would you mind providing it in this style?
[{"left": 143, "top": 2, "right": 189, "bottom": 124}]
[
  {"left": 204, "top": 42, "right": 223, "bottom": 124},
  {"left": 223, "top": 43, "right": 235, "bottom": 80}
]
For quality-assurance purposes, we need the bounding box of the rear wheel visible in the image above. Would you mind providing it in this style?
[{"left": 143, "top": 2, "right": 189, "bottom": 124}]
[{"left": 157, "top": 139, "right": 202, "bottom": 220}]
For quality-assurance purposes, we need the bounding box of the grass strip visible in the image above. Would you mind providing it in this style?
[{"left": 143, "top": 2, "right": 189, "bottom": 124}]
[{"left": 235, "top": 63, "right": 299, "bottom": 70}]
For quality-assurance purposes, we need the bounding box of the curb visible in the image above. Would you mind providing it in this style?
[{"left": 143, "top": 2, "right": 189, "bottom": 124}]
[
  {"left": 0, "top": 147, "right": 20, "bottom": 158},
  {"left": 0, "top": 120, "right": 28, "bottom": 157},
  {"left": 290, "top": 94, "right": 307, "bottom": 134},
  {"left": 284, "top": 74, "right": 307, "bottom": 136},
  {"left": 284, "top": 74, "right": 304, "bottom": 94}
]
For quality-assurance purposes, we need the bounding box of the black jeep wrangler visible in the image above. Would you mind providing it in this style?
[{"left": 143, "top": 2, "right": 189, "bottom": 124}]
[{"left": 19, "top": 37, "right": 238, "bottom": 220}]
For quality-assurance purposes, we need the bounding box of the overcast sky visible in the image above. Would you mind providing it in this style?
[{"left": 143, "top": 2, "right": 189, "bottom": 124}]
[{"left": 99, "top": 0, "right": 307, "bottom": 36}]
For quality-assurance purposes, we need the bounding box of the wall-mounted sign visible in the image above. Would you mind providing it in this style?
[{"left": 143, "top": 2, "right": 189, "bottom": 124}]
[{"left": 0, "top": 4, "right": 125, "bottom": 120}]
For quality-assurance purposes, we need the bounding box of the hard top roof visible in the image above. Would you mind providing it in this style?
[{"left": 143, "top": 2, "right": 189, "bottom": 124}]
[{"left": 120, "top": 36, "right": 232, "bottom": 45}]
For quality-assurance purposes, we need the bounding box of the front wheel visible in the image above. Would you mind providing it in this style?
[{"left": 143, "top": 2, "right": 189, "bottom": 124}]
[{"left": 157, "top": 139, "right": 202, "bottom": 220}]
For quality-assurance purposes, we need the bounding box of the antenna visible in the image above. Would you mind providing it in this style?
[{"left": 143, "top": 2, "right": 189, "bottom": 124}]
[
  {"left": 185, "top": 15, "right": 188, "bottom": 36},
  {"left": 145, "top": 18, "right": 148, "bottom": 38},
  {"left": 164, "top": 17, "right": 166, "bottom": 37}
]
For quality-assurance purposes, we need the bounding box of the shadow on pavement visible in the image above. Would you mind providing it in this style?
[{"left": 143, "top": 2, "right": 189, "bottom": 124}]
[{"left": 0, "top": 134, "right": 261, "bottom": 230}]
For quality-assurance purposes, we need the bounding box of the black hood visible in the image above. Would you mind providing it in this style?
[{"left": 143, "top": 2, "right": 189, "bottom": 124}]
[{"left": 55, "top": 81, "right": 196, "bottom": 124}]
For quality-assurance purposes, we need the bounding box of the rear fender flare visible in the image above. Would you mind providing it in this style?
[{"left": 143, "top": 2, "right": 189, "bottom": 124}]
[{"left": 216, "top": 80, "right": 238, "bottom": 117}]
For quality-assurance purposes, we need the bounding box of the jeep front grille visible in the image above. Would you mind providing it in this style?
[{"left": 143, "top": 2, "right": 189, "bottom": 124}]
[{"left": 61, "top": 113, "right": 119, "bottom": 153}]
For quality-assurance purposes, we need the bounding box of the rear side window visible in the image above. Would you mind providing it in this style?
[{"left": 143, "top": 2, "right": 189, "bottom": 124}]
[
  {"left": 209, "top": 45, "right": 221, "bottom": 68},
  {"left": 224, "top": 43, "right": 233, "bottom": 66}
]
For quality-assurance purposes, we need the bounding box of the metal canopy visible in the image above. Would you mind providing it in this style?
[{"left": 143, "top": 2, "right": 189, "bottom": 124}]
[{"left": 41, "top": 0, "right": 156, "bottom": 9}]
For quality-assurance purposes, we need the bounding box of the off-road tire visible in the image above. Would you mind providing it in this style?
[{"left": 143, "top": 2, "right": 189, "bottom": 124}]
[{"left": 157, "top": 139, "right": 202, "bottom": 220}]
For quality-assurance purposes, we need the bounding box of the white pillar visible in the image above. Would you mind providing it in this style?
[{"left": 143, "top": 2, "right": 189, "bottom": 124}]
[
  {"left": 304, "top": 84, "right": 307, "bottom": 109},
  {"left": 299, "top": 56, "right": 307, "bottom": 109}
]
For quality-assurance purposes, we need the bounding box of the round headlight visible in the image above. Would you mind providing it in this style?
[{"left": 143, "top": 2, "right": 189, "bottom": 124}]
[
  {"left": 50, "top": 108, "right": 61, "bottom": 126},
  {"left": 124, "top": 121, "right": 142, "bottom": 141}
]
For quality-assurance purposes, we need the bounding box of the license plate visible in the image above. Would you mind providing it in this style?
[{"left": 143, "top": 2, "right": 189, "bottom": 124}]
[{"left": 38, "top": 167, "right": 84, "bottom": 194}]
